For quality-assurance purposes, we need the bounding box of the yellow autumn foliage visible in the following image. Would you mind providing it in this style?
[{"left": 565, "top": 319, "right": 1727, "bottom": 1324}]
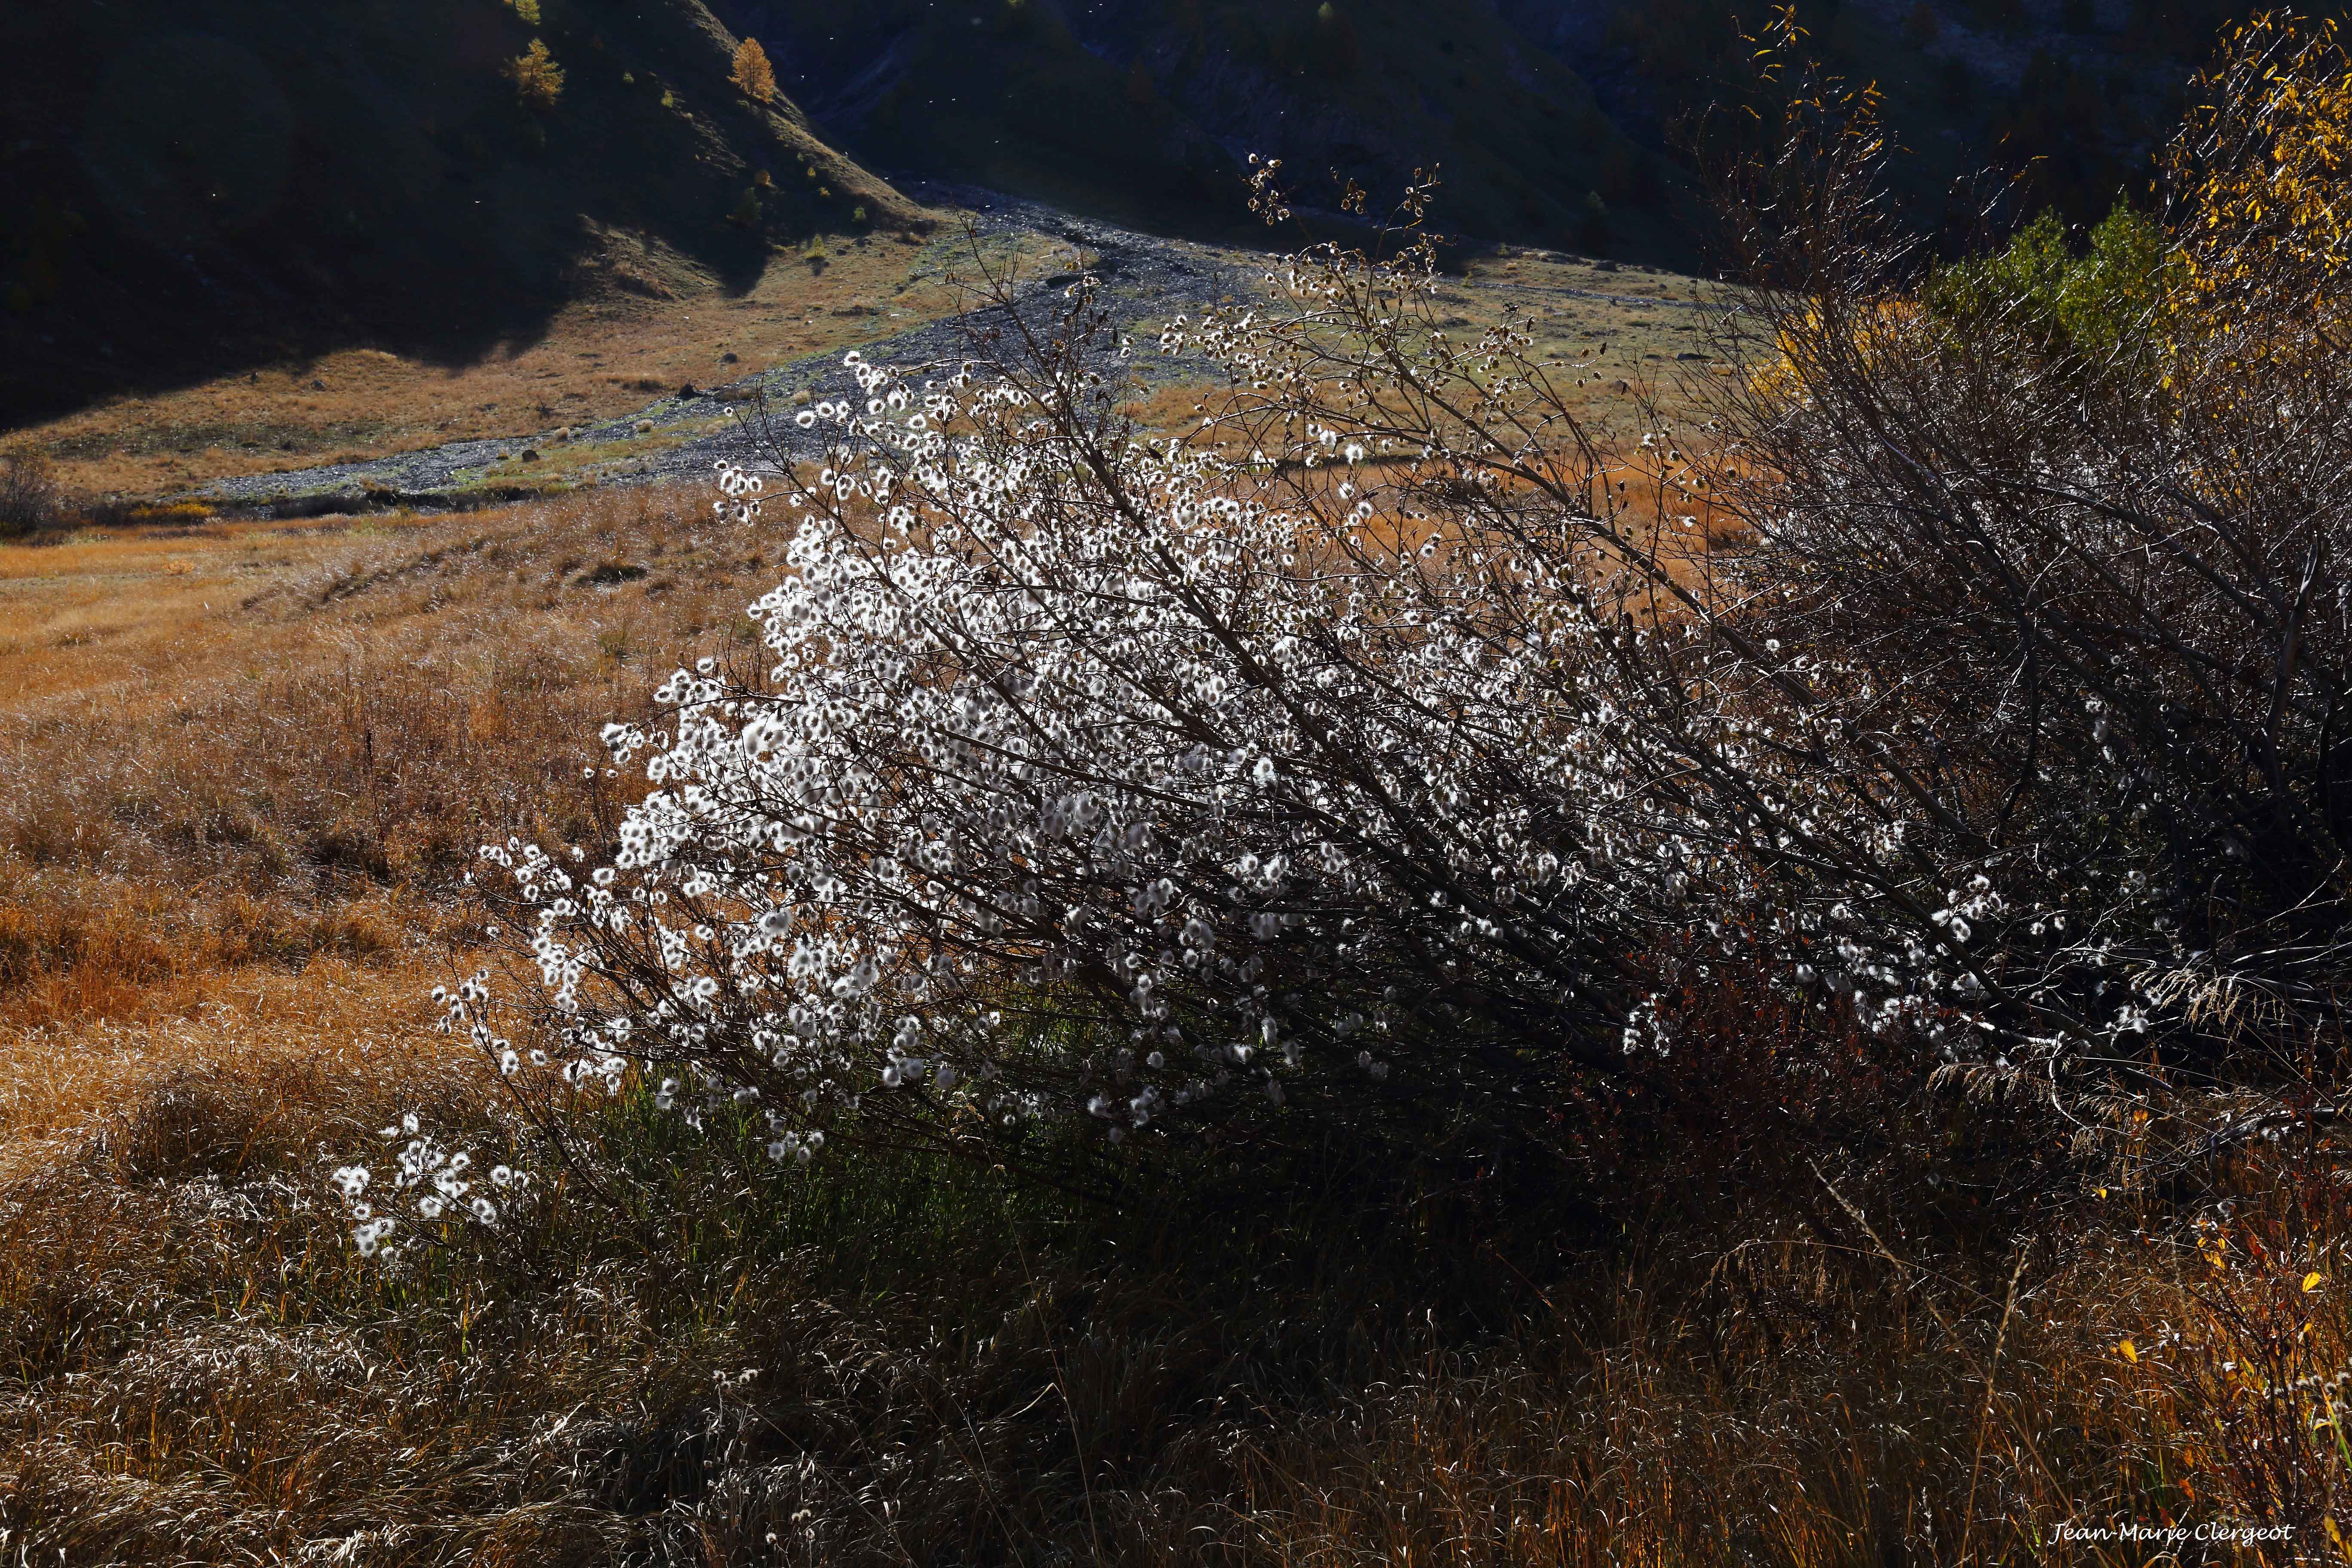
[
  {"left": 1748, "top": 13, "right": 2352, "bottom": 411},
  {"left": 504, "top": 38, "right": 564, "bottom": 112},
  {"left": 731, "top": 37, "right": 777, "bottom": 104},
  {"left": 2173, "top": 15, "right": 2352, "bottom": 333}
]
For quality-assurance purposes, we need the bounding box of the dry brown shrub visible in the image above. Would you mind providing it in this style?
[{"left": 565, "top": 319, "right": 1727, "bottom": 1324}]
[{"left": 0, "top": 447, "right": 61, "bottom": 536}]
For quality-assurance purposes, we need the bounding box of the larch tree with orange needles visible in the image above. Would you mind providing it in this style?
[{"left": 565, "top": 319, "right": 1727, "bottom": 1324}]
[
  {"left": 731, "top": 37, "right": 776, "bottom": 104},
  {"left": 504, "top": 39, "right": 564, "bottom": 112}
]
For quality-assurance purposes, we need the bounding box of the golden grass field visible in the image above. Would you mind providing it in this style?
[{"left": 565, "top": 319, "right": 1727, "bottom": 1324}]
[{"left": 0, "top": 491, "right": 2346, "bottom": 1562}]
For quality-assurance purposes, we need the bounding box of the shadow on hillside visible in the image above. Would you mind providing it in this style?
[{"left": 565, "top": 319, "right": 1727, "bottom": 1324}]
[{"left": 0, "top": 0, "right": 909, "bottom": 429}]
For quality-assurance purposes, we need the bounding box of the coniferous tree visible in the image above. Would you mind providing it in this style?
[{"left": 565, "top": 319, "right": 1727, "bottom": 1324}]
[
  {"left": 732, "top": 37, "right": 776, "bottom": 104},
  {"left": 504, "top": 40, "right": 564, "bottom": 112}
]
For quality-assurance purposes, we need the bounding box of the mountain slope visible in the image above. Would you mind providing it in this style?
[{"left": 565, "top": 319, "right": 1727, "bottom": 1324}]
[
  {"left": 714, "top": 0, "right": 2323, "bottom": 258},
  {"left": 1504, "top": 0, "right": 2350, "bottom": 231},
  {"left": 4, "top": 0, "right": 2320, "bottom": 434},
  {"left": 710, "top": 0, "right": 1694, "bottom": 259},
  {"left": 0, "top": 0, "right": 929, "bottom": 425}
]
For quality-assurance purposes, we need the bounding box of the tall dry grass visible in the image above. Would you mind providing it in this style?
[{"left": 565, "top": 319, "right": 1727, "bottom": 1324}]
[
  {"left": 0, "top": 490, "right": 2342, "bottom": 1564},
  {"left": 0, "top": 488, "right": 769, "bottom": 1026}
]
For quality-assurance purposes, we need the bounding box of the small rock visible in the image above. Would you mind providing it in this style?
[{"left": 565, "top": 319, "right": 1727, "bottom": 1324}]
[
  {"left": 310, "top": 379, "right": 328, "bottom": 390},
  {"left": 521, "top": 449, "right": 540, "bottom": 462},
  {"left": 676, "top": 383, "right": 701, "bottom": 399},
  {"left": 720, "top": 351, "right": 739, "bottom": 364},
  {"left": 635, "top": 420, "right": 655, "bottom": 434},
  {"left": 1676, "top": 351, "right": 1706, "bottom": 361}
]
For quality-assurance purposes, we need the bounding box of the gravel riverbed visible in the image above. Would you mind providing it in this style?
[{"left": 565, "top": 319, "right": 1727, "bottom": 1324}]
[{"left": 190, "top": 187, "right": 1256, "bottom": 515}]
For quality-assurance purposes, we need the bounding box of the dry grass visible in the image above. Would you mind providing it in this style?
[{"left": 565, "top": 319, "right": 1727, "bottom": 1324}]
[
  {"left": 1114, "top": 251, "right": 1738, "bottom": 445},
  {"left": 0, "top": 487, "right": 769, "bottom": 1021},
  {"left": 0, "top": 486, "right": 2342, "bottom": 1564}
]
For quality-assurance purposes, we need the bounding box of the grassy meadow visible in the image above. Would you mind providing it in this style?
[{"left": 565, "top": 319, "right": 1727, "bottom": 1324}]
[
  {"left": 0, "top": 493, "right": 2341, "bottom": 1563},
  {"left": 12, "top": 0, "right": 2352, "bottom": 1550}
]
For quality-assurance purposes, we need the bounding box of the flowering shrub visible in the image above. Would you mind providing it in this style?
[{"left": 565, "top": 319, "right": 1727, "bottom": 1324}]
[
  {"left": 330, "top": 1106, "right": 529, "bottom": 1256},
  {"left": 352, "top": 24, "right": 2352, "bottom": 1234},
  {"left": 1691, "top": 17, "right": 2352, "bottom": 1125},
  {"left": 494, "top": 276, "right": 1730, "bottom": 1169}
]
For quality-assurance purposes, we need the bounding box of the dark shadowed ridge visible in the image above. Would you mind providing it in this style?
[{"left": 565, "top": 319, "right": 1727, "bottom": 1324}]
[
  {"left": 0, "top": 0, "right": 2316, "bottom": 432},
  {"left": 0, "top": 0, "right": 930, "bottom": 427},
  {"left": 697, "top": 0, "right": 2300, "bottom": 266}
]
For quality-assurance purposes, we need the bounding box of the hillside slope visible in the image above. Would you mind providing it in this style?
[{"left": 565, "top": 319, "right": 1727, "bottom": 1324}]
[
  {"left": 3, "top": 0, "right": 2315, "bottom": 436},
  {"left": 1504, "top": 0, "right": 2346, "bottom": 230},
  {"left": 0, "top": 0, "right": 928, "bottom": 426},
  {"left": 711, "top": 0, "right": 1694, "bottom": 259},
  {"left": 714, "top": 0, "right": 2315, "bottom": 256}
]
